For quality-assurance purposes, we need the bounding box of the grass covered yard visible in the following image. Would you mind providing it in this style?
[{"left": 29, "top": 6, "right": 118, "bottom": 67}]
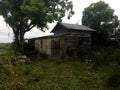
[
  {"left": 14, "top": 59, "right": 110, "bottom": 90},
  {"left": 0, "top": 44, "right": 120, "bottom": 90}
]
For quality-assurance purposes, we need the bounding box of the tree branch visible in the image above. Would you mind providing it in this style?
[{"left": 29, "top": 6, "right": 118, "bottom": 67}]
[{"left": 25, "top": 24, "right": 35, "bottom": 32}]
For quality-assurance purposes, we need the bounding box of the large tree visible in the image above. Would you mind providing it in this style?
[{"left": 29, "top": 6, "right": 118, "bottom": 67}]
[
  {"left": 82, "top": 1, "right": 119, "bottom": 46},
  {"left": 111, "top": 26, "right": 120, "bottom": 46},
  {"left": 0, "top": 0, "right": 74, "bottom": 51}
]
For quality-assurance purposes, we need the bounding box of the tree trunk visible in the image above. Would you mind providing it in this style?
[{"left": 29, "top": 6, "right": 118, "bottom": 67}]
[
  {"left": 13, "top": 28, "right": 20, "bottom": 49},
  {"left": 15, "top": 33, "right": 20, "bottom": 48},
  {"left": 19, "top": 29, "right": 25, "bottom": 53}
]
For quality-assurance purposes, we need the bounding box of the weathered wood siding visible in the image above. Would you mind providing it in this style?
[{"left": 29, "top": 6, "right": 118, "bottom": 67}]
[
  {"left": 35, "top": 38, "right": 52, "bottom": 56},
  {"left": 52, "top": 24, "right": 68, "bottom": 34},
  {"left": 59, "top": 31, "right": 91, "bottom": 57},
  {"left": 50, "top": 31, "right": 92, "bottom": 57},
  {"left": 34, "top": 31, "right": 92, "bottom": 58},
  {"left": 51, "top": 37, "right": 60, "bottom": 58},
  {"left": 63, "top": 31, "right": 91, "bottom": 56},
  {"left": 34, "top": 30, "right": 92, "bottom": 58}
]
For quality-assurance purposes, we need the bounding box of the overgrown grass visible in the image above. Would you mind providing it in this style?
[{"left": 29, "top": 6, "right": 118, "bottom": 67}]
[{"left": 0, "top": 44, "right": 120, "bottom": 90}]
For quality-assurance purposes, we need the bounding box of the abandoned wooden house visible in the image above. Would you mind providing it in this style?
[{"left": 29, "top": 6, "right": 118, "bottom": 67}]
[{"left": 28, "top": 23, "right": 95, "bottom": 58}]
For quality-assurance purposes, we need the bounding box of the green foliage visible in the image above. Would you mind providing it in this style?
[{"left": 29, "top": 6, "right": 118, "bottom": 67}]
[
  {"left": 92, "top": 49, "right": 110, "bottom": 64},
  {"left": 111, "top": 28, "right": 120, "bottom": 46},
  {"left": 82, "top": 1, "right": 119, "bottom": 46},
  {"left": 91, "top": 47, "right": 120, "bottom": 70},
  {"left": 37, "top": 51, "right": 48, "bottom": 59},
  {"left": 77, "top": 49, "right": 92, "bottom": 63},
  {"left": 106, "top": 66, "right": 120, "bottom": 89},
  {"left": 24, "top": 42, "right": 35, "bottom": 51},
  {"left": 1, "top": 45, "right": 120, "bottom": 89},
  {"left": 77, "top": 49, "right": 90, "bottom": 57},
  {"left": 111, "top": 48, "right": 120, "bottom": 65},
  {"left": 0, "top": 0, "right": 74, "bottom": 51},
  {"left": 0, "top": 59, "right": 27, "bottom": 90}
]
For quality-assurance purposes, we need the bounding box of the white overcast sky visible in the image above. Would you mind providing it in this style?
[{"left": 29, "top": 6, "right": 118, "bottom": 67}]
[{"left": 0, "top": 0, "right": 120, "bottom": 43}]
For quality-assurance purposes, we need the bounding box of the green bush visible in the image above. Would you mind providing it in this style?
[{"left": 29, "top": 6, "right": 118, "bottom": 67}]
[
  {"left": 0, "top": 61, "right": 27, "bottom": 90},
  {"left": 24, "top": 42, "right": 35, "bottom": 52},
  {"left": 37, "top": 52, "right": 48, "bottom": 59},
  {"left": 92, "top": 51, "right": 107, "bottom": 64},
  {"left": 112, "top": 48, "right": 120, "bottom": 65},
  {"left": 77, "top": 49, "right": 93, "bottom": 63},
  {"left": 106, "top": 66, "right": 120, "bottom": 89}
]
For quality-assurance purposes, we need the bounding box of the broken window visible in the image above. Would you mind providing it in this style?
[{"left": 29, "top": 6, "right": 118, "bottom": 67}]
[
  {"left": 52, "top": 40, "right": 60, "bottom": 49},
  {"left": 78, "top": 37, "right": 88, "bottom": 47}
]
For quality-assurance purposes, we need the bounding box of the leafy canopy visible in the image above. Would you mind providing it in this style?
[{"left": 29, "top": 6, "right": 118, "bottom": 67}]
[
  {"left": 0, "top": 0, "right": 74, "bottom": 50},
  {"left": 82, "top": 1, "right": 119, "bottom": 46},
  {"left": 0, "top": 0, "right": 74, "bottom": 32}
]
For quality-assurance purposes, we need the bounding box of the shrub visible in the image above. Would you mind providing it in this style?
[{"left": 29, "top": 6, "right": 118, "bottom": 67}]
[
  {"left": 92, "top": 51, "right": 107, "bottom": 64},
  {"left": 24, "top": 42, "right": 35, "bottom": 52},
  {"left": 37, "top": 52, "right": 48, "bottom": 59},
  {"left": 106, "top": 66, "right": 120, "bottom": 89},
  {"left": 77, "top": 48, "right": 93, "bottom": 63},
  {"left": 0, "top": 61, "right": 27, "bottom": 90},
  {"left": 91, "top": 49, "right": 112, "bottom": 69},
  {"left": 112, "top": 48, "right": 120, "bottom": 65}
]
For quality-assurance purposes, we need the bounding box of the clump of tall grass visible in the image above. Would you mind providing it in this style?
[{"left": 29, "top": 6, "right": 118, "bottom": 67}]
[
  {"left": 0, "top": 59, "right": 27, "bottom": 90},
  {"left": 91, "top": 47, "right": 120, "bottom": 69},
  {"left": 106, "top": 66, "right": 120, "bottom": 89}
]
